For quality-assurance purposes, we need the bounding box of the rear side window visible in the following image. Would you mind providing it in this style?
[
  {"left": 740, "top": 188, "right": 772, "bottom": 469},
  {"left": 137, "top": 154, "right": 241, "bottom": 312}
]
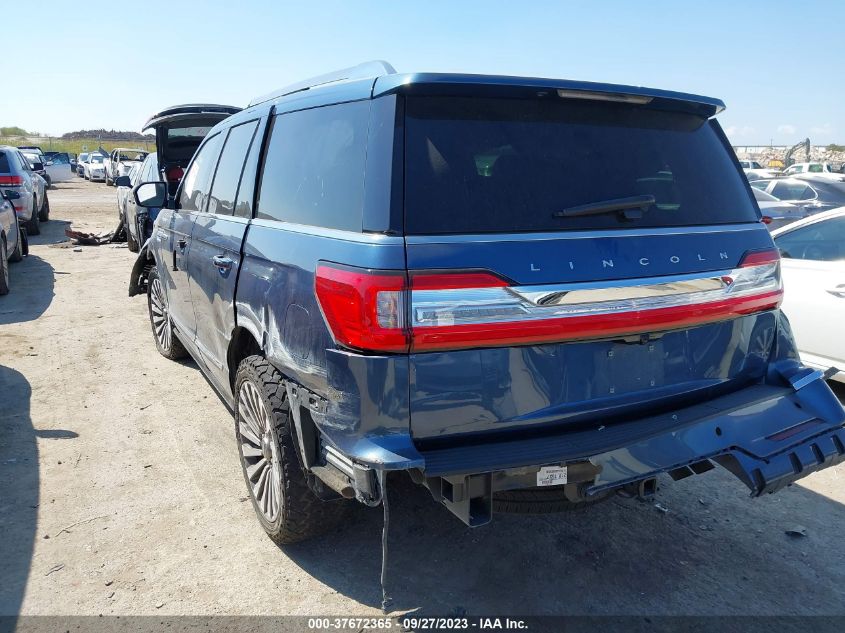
[
  {"left": 404, "top": 97, "right": 759, "bottom": 234},
  {"left": 775, "top": 217, "right": 845, "bottom": 261},
  {"left": 207, "top": 120, "right": 259, "bottom": 216},
  {"left": 256, "top": 101, "right": 369, "bottom": 231},
  {"left": 179, "top": 133, "right": 224, "bottom": 213},
  {"left": 772, "top": 181, "right": 815, "bottom": 201},
  {"left": 0, "top": 152, "right": 9, "bottom": 173}
]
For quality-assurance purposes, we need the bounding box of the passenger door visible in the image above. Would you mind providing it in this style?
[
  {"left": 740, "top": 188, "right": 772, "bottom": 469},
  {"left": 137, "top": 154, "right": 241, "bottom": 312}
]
[
  {"left": 156, "top": 132, "right": 225, "bottom": 345},
  {"left": 775, "top": 216, "right": 845, "bottom": 369},
  {"left": 187, "top": 119, "right": 262, "bottom": 387}
]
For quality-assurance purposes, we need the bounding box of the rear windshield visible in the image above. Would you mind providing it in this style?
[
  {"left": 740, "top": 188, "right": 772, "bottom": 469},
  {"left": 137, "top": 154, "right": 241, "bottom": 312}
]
[
  {"left": 0, "top": 152, "right": 9, "bottom": 173},
  {"left": 404, "top": 97, "right": 758, "bottom": 234}
]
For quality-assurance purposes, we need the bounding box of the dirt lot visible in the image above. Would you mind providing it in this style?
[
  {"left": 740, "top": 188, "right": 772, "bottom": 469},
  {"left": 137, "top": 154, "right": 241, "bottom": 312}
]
[{"left": 2, "top": 179, "right": 845, "bottom": 618}]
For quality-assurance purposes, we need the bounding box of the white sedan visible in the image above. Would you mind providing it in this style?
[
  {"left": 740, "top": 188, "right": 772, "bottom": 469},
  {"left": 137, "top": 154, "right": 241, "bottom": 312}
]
[
  {"left": 772, "top": 207, "right": 845, "bottom": 382},
  {"left": 85, "top": 154, "right": 107, "bottom": 182}
]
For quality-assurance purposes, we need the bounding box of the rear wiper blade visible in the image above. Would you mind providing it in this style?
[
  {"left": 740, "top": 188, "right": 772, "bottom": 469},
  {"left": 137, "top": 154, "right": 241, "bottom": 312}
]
[{"left": 554, "top": 194, "right": 656, "bottom": 220}]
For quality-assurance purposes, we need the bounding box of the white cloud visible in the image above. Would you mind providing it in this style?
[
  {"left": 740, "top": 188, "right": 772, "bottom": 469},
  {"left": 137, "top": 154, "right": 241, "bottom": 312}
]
[
  {"left": 724, "top": 125, "right": 756, "bottom": 139},
  {"left": 777, "top": 124, "right": 796, "bottom": 135},
  {"left": 809, "top": 123, "right": 834, "bottom": 136}
]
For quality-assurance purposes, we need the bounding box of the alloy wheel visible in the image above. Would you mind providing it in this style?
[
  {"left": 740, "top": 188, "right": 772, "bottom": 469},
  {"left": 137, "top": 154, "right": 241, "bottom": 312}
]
[
  {"left": 237, "top": 381, "right": 282, "bottom": 522},
  {"left": 149, "top": 277, "right": 172, "bottom": 352}
]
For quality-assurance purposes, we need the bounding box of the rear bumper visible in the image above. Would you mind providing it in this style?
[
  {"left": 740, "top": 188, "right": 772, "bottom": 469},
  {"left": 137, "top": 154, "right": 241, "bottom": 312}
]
[{"left": 329, "top": 363, "right": 845, "bottom": 498}]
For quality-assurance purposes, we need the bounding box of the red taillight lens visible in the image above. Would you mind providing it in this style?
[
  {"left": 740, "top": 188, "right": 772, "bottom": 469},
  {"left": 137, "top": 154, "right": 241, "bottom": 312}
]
[
  {"left": 165, "top": 166, "right": 184, "bottom": 182},
  {"left": 315, "top": 265, "right": 409, "bottom": 352},
  {"left": 739, "top": 247, "right": 780, "bottom": 267},
  {"left": 761, "top": 215, "right": 772, "bottom": 225},
  {"left": 0, "top": 175, "right": 23, "bottom": 186},
  {"left": 316, "top": 256, "right": 784, "bottom": 354}
]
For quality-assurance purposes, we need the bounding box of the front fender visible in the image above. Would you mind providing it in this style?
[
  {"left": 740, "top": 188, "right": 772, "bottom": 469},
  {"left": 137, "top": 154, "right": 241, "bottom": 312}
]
[{"left": 128, "top": 238, "right": 154, "bottom": 297}]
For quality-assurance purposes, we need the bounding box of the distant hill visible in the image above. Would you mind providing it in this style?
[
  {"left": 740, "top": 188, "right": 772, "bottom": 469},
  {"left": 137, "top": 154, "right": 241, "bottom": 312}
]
[{"left": 61, "top": 129, "right": 154, "bottom": 141}]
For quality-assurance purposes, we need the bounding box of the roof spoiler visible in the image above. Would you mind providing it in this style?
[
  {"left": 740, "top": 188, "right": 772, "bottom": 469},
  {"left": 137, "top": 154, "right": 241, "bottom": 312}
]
[{"left": 248, "top": 60, "right": 396, "bottom": 107}]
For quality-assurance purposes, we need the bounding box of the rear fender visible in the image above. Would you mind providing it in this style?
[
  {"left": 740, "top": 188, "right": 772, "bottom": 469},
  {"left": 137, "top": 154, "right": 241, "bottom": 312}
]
[{"left": 128, "top": 238, "right": 154, "bottom": 297}]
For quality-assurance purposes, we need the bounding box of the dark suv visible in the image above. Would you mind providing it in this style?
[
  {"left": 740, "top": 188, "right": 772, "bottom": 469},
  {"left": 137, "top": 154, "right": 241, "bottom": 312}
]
[{"left": 130, "top": 62, "right": 845, "bottom": 543}]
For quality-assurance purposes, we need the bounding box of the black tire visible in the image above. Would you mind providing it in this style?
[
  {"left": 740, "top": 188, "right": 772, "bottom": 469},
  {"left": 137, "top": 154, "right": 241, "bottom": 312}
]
[
  {"left": 0, "top": 238, "right": 9, "bottom": 296},
  {"left": 9, "top": 221, "right": 23, "bottom": 263},
  {"left": 38, "top": 193, "right": 50, "bottom": 222},
  {"left": 126, "top": 217, "right": 140, "bottom": 253},
  {"left": 235, "top": 355, "right": 348, "bottom": 544},
  {"left": 146, "top": 266, "right": 188, "bottom": 360},
  {"left": 27, "top": 200, "right": 40, "bottom": 236},
  {"left": 493, "top": 487, "right": 613, "bottom": 514}
]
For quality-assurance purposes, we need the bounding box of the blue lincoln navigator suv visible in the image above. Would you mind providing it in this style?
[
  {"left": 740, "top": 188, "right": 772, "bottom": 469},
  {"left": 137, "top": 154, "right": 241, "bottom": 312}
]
[{"left": 129, "top": 61, "right": 845, "bottom": 543}]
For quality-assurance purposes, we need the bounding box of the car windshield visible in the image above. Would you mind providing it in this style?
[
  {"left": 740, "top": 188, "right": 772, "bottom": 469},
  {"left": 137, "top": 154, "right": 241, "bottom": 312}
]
[
  {"left": 23, "top": 153, "right": 40, "bottom": 163},
  {"left": 404, "top": 96, "right": 759, "bottom": 233},
  {"left": 79, "top": 153, "right": 89, "bottom": 161},
  {"left": 91, "top": 155, "right": 104, "bottom": 163}
]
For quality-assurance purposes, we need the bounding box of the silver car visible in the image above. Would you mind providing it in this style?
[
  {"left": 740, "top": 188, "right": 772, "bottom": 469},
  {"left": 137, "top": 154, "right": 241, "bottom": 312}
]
[
  {"left": 85, "top": 154, "right": 107, "bottom": 182},
  {"left": 0, "top": 190, "right": 27, "bottom": 295},
  {"left": 0, "top": 145, "right": 49, "bottom": 235}
]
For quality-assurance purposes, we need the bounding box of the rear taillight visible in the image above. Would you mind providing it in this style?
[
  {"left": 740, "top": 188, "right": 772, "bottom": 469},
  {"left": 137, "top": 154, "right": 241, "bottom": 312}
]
[
  {"left": 315, "top": 265, "right": 409, "bottom": 352},
  {"left": 315, "top": 251, "right": 783, "bottom": 354},
  {"left": 0, "top": 175, "right": 23, "bottom": 186},
  {"left": 165, "top": 166, "right": 184, "bottom": 182},
  {"left": 761, "top": 216, "right": 772, "bottom": 225}
]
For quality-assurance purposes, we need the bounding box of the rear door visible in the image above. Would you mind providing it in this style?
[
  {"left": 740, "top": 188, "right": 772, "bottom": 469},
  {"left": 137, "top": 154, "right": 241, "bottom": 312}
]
[
  {"left": 187, "top": 118, "right": 263, "bottom": 388},
  {"left": 775, "top": 215, "right": 845, "bottom": 369},
  {"left": 155, "top": 133, "right": 225, "bottom": 344},
  {"left": 400, "top": 95, "right": 779, "bottom": 442}
]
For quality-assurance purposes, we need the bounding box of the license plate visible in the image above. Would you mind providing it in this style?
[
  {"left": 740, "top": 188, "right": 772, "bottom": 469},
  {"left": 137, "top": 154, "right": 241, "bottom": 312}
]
[{"left": 537, "top": 465, "right": 568, "bottom": 487}]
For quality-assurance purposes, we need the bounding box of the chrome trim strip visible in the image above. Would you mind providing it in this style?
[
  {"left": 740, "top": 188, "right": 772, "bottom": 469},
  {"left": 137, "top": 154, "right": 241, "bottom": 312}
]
[
  {"left": 510, "top": 269, "right": 733, "bottom": 306},
  {"left": 404, "top": 223, "right": 762, "bottom": 244}
]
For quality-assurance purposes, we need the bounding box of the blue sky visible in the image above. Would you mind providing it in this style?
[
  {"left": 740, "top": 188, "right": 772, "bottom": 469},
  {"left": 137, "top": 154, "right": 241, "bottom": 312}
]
[{"left": 8, "top": 0, "right": 843, "bottom": 144}]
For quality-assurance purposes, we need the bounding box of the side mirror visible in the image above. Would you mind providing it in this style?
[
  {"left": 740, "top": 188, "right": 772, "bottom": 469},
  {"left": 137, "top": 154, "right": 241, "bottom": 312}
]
[
  {"left": 32, "top": 162, "right": 44, "bottom": 171},
  {"left": 134, "top": 181, "right": 167, "bottom": 208},
  {"left": 115, "top": 176, "right": 132, "bottom": 187}
]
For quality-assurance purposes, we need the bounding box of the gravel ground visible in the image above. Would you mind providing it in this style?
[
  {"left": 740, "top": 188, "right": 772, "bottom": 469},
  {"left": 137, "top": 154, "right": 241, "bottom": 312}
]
[{"left": 1, "top": 179, "right": 845, "bottom": 618}]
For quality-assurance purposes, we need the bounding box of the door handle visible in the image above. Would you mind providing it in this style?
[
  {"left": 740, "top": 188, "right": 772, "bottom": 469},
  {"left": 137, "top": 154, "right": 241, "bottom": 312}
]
[
  {"left": 212, "top": 255, "right": 234, "bottom": 271},
  {"left": 177, "top": 239, "right": 187, "bottom": 250},
  {"left": 825, "top": 285, "right": 845, "bottom": 298}
]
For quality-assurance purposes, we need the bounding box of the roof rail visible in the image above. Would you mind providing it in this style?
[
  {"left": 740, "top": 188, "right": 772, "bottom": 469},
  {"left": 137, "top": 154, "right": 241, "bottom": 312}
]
[{"left": 248, "top": 60, "right": 396, "bottom": 107}]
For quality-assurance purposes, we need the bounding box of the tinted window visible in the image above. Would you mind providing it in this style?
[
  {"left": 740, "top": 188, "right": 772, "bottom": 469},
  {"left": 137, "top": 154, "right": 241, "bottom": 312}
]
[
  {"left": 234, "top": 123, "right": 264, "bottom": 219},
  {"left": 772, "top": 181, "right": 815, "bottom": 200},
  {"left": 178, "top": 133, "right": 224, "bottom": 213},
  {"left": 256, "top": 101, "right": 369, "bottom": 230},
  {"left": 207, "top": 120, "right": 259, "bottom": 216},
  {"left": 404, "top": 97, "right": 759, "bottom": 234},
  {"left": 0, "top": 152, "right": 9, "bottom": 173},
  {"left": 775, "top": 216, "right": 845, "bottom": 261},
  {"left": 808, "top": 164, "right": 823, "bottom": 173}
]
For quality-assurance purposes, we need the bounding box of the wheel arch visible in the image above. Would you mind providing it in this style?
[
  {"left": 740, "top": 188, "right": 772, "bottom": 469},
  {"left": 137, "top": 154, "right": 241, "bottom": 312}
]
[
  {"left": 227, "top": 326, "right": 264, "bottom": 391},
  {"left": 127, "top": 240, "right": 157, "bottom": 297}
]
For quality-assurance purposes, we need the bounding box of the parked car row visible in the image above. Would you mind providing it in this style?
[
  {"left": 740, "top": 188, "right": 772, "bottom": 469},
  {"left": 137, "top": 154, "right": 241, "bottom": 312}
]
[
  {"left": 112, "top": 63, "right": 844, "bottom": 546},
  {"left": 0, "top": 145, "right": 50, "bottom": 236}
]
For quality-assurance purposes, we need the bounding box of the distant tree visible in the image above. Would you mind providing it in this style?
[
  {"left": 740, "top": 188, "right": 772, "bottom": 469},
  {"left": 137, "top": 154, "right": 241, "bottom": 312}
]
[
  {"left": 826, "top": 143, "right": 845, "bottom": 152},
  {"left": 60, "top": 129, "right": 154, "bottom": 141},
  {"left": 0, "top": 126, "right": 28, "bottom": 136}
]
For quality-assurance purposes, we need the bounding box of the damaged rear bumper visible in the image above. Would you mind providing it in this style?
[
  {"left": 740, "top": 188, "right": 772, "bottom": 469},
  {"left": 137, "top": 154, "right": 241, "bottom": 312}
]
[
  {"left": 318, "top": 363, "right": 844, "bottom": 522},
  {"left": 417, "top": 367, "right": 845, "bottom": 496}
]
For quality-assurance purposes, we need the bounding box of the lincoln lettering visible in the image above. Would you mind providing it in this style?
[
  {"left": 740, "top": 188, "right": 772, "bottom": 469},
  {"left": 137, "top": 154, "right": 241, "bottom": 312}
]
[{"left": 532, "top": 252, "right": 730, "bottom": 272}]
